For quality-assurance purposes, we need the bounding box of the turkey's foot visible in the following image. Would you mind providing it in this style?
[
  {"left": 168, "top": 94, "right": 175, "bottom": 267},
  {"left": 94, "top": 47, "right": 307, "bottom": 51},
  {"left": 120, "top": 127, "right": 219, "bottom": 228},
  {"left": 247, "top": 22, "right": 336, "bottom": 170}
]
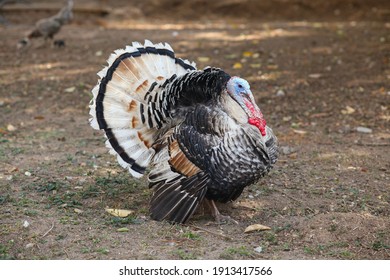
[
  {"left": 205, "top": 199, "right": 238, "bottom": 225},
  {"left": 53, "top": 39, "right": 65, "bottom": 47},
  {"left": 214, "top": 213, "right": 239, "bottom": 225}
]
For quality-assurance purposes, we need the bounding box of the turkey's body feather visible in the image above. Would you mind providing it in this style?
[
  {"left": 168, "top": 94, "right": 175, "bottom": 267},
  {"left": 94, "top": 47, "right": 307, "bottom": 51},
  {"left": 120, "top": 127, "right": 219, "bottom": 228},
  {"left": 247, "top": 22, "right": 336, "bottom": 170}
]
[{"left": 90, "top": 40, "right": 278, "bottom": 224}]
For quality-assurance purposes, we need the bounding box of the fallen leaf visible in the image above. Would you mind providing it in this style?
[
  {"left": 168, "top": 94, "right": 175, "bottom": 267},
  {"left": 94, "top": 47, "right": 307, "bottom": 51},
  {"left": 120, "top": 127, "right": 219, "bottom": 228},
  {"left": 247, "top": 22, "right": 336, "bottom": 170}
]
[
  {"left": 249, "top": 63, "right": 261, "bottom": 69},
  {"left": 244, "top": 224, "right": 271, "bottom": 233},
  {"left": 292, "top": 129, "right": 307, "bottom": 135},
  {"left": 34, "top": 115, "right": 45, "bottom": 120},
  {"left": 64, "top": 86, "right": 76, "bottom": 93},
  {"left": 341, "top": 106, "right": 355, "bottom": 115},
  {"left": 267, "top": 64, "right": 278, "bottom": 70},
  {"left": 7, "top": 124, "right": 16, "bottom": 132},
  {"left": 197, "top": 56, "right": 210, "bottom": 62},
  {"left": 233, "top": 62, "right": 243, "bottom": 69},
  {"left": 117, "top": 227, "right": 129, "bottom": 232},
  {"left": 0, "top": 128, "right": 8, "bottom": 134},
  {"left": 308, "top": 73, "right": 322, "bottom": 79},
  {"left": 225, "top": 54, "right": 238, "bottom": 59},
  {"left": 74, "top": 208, "right": 83, "bottom": 214},
  {"left": 379, "top": 115, "right": 390, "bottom": 121},
  {"left": 242, "top": 51, "right": 253, "bottom": 57},
  {"left": 105, "top": 208, "right": 134, "bottom": 217}
]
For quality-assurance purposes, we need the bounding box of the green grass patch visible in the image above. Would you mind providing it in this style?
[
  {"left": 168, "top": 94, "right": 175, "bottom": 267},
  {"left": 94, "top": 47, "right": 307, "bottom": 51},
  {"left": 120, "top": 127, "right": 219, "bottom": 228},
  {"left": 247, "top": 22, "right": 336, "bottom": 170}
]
[{"left": 174, "top": 249, "right": 197, "bottom": 260}]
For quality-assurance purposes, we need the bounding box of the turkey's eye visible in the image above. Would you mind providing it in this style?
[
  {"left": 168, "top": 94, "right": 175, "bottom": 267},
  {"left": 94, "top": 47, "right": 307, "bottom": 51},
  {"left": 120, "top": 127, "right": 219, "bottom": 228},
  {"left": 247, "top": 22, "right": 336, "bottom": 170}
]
[{"left": 238, "top": 84, "right": 243, "bottom": 89}]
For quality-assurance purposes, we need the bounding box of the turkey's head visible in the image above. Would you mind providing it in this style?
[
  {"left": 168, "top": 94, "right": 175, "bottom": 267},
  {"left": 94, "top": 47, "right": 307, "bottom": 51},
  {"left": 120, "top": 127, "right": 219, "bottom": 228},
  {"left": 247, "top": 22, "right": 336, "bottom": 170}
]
[{"left": 226, "top": 76, "right": 267, "bottom": 136}]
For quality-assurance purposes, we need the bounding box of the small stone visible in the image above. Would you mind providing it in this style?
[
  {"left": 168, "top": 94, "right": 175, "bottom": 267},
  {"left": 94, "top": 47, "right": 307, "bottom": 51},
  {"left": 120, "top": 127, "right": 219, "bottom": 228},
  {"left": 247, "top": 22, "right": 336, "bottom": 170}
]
[
  {"left": 7, "top": 124, "right": 16, "bottom": 132},
  {"left": 254, "top": 246, "right": 263, "bottom": 253},
  {"left": 24, "top": 171, "right": 32, "bottom": 176},
  {"left": 23, "top": 220, "right": 30, "bottom": 228},
  {"left": 356, "top": 126, "right": 372, "bottom": 133},
  {"left": 280, "top": 146, "right": 297, "bottom": 155},
  {"left": 25, "top": 243, "right": 34, "bottom": 249},
  {"left": 276, "top": 89, "right": 286, "bottom": 97}
]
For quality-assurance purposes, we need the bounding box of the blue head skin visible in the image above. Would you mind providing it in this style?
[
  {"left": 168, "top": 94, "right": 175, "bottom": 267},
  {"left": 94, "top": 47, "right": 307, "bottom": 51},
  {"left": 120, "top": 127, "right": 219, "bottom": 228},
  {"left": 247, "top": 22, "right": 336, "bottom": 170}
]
[{"left": 226, "top": 76, "right": 267, "bottom": 136}]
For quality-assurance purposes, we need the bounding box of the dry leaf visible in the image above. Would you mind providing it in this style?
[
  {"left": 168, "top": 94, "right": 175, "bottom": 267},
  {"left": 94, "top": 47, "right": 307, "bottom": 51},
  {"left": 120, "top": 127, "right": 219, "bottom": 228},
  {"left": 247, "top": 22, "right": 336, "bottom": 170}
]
[
  {"left": 308, "top": 73, "right": 322, "bottom": 79},
  {"left": 7, "top": 124, "right": 16, "bottom": 132},
  {"left": 341, "top": 106, "right": 355, "bottom": 115},
  {"left": 105, "top": 208, "right": 134, "bottom": 217},
  {"left": 244, "top": 224, "right": 271, "bottom": 233},
  {"left": 74, "top": 208, "right": 83, "bottom": 214},
  {"left": 267, "top": 64, "right": 278, "bottom": 70},
  {"left": 242, "top": 51, "right": 253, "bottom": 57},
  {"left": 64, "top": 86, "right": 76, "bottom": 93},
  {"left": 293, "top": 129, "right": 307, "bottom": 135},
  {"left": 249, "top": 63, "right": 261, "bottom": 69},
  {"left": 233, "top": 62, "right": 243, "bottom": 69},
  {"left": 197, "top": 56, "right": 210, "bottom": 62},
  {"left": 225, "top": 54, "right": 238, "bottom": 59}
]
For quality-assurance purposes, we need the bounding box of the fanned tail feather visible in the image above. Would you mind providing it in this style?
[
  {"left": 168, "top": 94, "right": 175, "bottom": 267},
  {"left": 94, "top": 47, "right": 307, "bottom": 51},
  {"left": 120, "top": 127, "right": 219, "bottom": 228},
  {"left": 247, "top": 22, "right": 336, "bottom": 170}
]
[{"left": 89, "top": 40, "right": 196, "bottom": 177}]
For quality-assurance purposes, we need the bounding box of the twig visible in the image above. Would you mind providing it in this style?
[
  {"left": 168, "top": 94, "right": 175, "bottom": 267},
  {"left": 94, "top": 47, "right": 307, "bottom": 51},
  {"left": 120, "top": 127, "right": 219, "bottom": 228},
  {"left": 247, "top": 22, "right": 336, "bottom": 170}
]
[
  {"left": 41, "top": 221, "right": 55, "bottom": 238},
  {"left": 356, "top": 142, "right": 390, "bottom": 147},
  {"left": 189, "top": 224, "right": 232, "bottom": 240},
  {"left": 274, "top": 188, "right": 304, "bottom": 204}
]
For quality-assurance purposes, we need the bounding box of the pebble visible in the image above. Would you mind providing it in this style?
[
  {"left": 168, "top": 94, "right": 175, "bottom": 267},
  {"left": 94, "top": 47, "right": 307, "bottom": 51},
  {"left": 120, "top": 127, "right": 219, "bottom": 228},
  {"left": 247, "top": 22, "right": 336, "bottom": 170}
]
[
  {"left": 25, "top": 243, "right": 34, "bottom": 249},
  {"left": 23, "top": 220, "right": 30, "bottom": 228},
  {"left": 276, "top": 89, "right": 286, "bottom": 97},
  {"left": 280, "top": 146, "right": 297, "bottom": 155},
  {"left": 254, "top": 246, "right": 263, "bottom": 253},
  {"left": 356, "top": 126, "right": 372, "bottom": 133}
]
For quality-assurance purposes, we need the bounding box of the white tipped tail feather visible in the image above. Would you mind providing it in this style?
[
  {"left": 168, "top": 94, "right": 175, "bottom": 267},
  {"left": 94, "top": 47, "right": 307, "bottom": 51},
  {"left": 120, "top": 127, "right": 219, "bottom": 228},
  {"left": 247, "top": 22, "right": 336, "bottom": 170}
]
[{"left": 89, "top": 40, "right": 197, "bottom": 178}]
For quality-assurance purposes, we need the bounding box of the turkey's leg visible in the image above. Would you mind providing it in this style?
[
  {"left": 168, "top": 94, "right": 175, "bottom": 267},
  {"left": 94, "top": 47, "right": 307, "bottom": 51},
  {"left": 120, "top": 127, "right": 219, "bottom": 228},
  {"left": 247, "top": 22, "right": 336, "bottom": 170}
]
[{"left": 205, "top": 199, "right": 238, "bottom": 224}]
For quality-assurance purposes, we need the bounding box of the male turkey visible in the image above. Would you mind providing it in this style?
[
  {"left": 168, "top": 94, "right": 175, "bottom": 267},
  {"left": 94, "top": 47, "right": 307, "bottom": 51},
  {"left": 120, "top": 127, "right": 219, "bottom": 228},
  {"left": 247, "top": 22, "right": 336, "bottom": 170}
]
[{"left": 89, "top": 40, "right": 278, "bottom": 224}]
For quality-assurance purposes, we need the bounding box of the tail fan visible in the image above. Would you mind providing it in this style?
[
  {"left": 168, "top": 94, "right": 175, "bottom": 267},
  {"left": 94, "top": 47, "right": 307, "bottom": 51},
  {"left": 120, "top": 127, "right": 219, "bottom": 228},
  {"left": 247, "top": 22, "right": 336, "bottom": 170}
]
[{"left": 89, "top": 40, "right": 197, "bottom": 177}]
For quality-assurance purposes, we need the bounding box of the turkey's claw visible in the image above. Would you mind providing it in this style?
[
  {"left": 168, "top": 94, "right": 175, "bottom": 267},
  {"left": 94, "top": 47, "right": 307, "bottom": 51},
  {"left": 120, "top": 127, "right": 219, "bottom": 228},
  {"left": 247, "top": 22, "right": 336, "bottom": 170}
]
[
  {"left": 214, "top": 213, "right": 239, "bottom": 225},
  {"left": 206, "top": 199, "right": 238, "bottom": 225}
]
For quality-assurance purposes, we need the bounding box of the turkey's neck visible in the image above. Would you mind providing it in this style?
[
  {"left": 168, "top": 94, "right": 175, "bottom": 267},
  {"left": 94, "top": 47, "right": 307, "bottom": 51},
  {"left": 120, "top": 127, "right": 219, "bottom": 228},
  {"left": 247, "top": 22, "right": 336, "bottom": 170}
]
[
  {"left": 221, "top": 94, "right": 267, "bottom": 136},
  {"left": 220, "top": 93, "right": 248, "bottom": 125}
]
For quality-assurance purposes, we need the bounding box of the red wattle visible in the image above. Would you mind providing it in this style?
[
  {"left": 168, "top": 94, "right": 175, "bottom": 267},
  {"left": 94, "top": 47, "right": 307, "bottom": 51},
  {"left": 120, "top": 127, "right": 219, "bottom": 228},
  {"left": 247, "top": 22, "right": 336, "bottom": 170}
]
[
  {"left": 244, "top": 99, "right": 267, "bottom": 136},
  {"left": 249, "top": 117, "right": 266, "bottom": 136}
]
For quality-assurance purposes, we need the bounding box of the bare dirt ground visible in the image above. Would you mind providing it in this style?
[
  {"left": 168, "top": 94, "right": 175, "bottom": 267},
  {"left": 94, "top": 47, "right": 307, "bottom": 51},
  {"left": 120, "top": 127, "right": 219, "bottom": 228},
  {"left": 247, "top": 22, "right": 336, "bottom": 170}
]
[{"left": 0, "top": 0, "right": 389, "bottom": 260}]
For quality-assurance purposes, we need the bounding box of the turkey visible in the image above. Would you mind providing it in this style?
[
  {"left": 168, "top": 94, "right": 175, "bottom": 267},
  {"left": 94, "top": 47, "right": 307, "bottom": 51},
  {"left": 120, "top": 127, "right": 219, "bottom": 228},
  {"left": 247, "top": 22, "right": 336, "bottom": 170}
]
[
  {"left": 89, "top": 40, "right": 278, "bottom": 224},
  {"left": 17, "top": 0, "right": 73, "bottom": 49}
]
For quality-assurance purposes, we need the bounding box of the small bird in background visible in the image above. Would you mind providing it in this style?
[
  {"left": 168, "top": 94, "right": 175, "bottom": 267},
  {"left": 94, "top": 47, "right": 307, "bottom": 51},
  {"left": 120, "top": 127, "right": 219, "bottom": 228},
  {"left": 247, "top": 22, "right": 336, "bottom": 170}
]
[
  {"left": 89, "top": 40, "right": 278, "bottom": 224},
  {"left": 17, "top": 0, "right": 73, "bottom": 49}
]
